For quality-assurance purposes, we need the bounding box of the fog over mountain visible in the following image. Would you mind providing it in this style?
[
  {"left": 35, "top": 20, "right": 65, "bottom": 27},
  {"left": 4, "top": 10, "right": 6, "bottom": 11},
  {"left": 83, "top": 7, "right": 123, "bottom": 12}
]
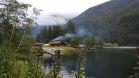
[
  {"left": 37, "top": 13, "right": 77, "bottom": 25},
  {"left": 32, "top": 0, "right": 139, "bottom": 43}
]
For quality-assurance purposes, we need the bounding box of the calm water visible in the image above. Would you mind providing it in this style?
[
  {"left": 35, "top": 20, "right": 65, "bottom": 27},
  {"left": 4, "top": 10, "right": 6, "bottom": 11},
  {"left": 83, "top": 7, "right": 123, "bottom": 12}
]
[{"left": 44, "top": 49, "right": 138, "bottom": 78}]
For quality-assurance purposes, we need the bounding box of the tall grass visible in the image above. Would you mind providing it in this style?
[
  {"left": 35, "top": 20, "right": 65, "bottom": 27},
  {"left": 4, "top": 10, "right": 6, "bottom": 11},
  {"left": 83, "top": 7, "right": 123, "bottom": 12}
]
[
  {"left": 0, "top": 41, "right": 16, "bottom": 78},
  {"left": 0, "top": 41, "right": 45, "bottom": 78}
]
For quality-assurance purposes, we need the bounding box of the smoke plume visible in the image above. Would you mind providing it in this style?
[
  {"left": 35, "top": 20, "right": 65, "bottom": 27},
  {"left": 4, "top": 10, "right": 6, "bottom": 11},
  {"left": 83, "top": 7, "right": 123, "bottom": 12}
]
[{"left": 53, "top": 26, "right": 92, "bottom": 41}]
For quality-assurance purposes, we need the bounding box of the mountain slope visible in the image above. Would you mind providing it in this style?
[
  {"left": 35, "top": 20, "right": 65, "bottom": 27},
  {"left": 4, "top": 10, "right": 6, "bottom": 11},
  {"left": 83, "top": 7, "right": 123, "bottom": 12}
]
[
  {"left": 31, "top": 26, "right": 45, "bottom": 37},
  {"left": 71, "top": 0, "right": 139, "bottom": 41}
]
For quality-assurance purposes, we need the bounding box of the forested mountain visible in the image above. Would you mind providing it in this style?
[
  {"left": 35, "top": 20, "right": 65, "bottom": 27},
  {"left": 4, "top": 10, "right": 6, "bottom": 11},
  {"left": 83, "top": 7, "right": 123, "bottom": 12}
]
[
  {"left": 72, "top": 0, "right": 139, "bottom": 45},
  {"left": 72, "top": 0, "right": 139, "bottom": 29},
  {"left": 33, "top": 0, "right": 139, "bottom": 45}
]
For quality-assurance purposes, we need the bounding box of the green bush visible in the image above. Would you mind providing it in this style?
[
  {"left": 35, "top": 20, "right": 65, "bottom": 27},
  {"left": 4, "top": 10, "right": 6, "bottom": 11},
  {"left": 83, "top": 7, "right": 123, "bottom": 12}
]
[
  {"left": 103, "top": 43, "right": 118, "bottom": 47},
  {"left": 0, "top": 41, "right": 45, "bottom": 78},
  {"left": 0, "top": 41, "right": 16, "bottom": 78},
  {"left": 69, "top": 38, "right": 79, "bottom": 47}
]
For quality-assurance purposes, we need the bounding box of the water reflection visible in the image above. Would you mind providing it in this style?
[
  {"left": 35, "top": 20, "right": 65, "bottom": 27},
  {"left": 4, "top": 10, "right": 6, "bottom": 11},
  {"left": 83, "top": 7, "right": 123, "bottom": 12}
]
[
  {"left": 44, "top": 49, "right": 137, "bottom": 78},
  {"left": 129, "top": 49, "right": 139, "bottom": 78}
]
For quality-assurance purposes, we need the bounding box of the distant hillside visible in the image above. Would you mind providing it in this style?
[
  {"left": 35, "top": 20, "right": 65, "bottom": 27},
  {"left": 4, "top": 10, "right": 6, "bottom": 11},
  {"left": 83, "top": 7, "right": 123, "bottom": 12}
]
[
  {"left": 72, "top": 0, "right": 139, "bottom": 42},
  {"left": 31, "top": 26, "right": 45, "bottom": 37}
]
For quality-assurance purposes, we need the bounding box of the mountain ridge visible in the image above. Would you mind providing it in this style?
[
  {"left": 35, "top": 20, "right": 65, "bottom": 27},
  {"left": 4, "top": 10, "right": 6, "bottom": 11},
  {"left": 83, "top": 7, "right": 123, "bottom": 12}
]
[{"left": 71, "top": 0, "right": 139, "bottom": 41}]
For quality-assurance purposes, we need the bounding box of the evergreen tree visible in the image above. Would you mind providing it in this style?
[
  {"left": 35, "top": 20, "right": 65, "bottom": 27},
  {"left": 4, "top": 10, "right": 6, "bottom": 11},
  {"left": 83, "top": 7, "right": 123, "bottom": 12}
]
[
  {"left": 36, "top": 25, "right": 65, "bottom": 43},
  {"left": 66, "top": 20, "right": 75, "bottom": 33},
  {"left": 114, "top": 14, "right": 139, "bottom": 45}
]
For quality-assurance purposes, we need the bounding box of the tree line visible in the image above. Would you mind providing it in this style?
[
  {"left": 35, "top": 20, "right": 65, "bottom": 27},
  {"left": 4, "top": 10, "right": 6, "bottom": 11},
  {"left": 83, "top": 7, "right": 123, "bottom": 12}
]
[
  {"left": 36, "top": 25, "right": 65, "bottom": 43},
  {"left": 36, "top": 20, "right": 76, "bottom": 43},
  {"left": 109, "top": 13, "right": 139, "bottom": 46}
]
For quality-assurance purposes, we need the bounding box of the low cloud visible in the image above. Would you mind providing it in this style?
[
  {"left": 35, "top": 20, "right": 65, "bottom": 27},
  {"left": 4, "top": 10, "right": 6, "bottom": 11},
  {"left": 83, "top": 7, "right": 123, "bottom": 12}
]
[{"left": 36, "top": 12, "right": 77, "bottom": 25}]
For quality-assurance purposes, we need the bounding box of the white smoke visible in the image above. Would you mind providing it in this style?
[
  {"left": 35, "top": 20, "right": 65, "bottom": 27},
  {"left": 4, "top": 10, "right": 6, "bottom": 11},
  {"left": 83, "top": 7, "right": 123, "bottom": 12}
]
[
  {"left": 53, "top": 33, "right": 75, "bottom": 41},
  {"left": 75, "top": 26, "right": 92, "bottom": 38},
  {"left": 53, "top": 26, "right": 92, "bottom": 41}
]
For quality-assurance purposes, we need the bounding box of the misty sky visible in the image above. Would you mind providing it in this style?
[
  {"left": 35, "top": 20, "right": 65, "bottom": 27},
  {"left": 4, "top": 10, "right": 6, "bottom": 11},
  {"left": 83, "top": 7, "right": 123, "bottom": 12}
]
[{"left": 18, "top": 0, "right": 110, "bottom": 25}]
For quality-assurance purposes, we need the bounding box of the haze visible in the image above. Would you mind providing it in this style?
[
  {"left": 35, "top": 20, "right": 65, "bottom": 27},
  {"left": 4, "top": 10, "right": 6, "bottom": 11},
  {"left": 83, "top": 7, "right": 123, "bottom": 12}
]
[{"left": 18, "top": 0, "right": 110, "bottom": 25}]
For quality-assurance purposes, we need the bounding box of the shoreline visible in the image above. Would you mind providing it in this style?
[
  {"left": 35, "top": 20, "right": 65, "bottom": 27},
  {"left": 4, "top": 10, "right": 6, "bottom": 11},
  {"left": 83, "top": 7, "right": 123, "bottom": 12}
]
[{"left": 103, "top": 46, "right": 137, "bottom": 49}]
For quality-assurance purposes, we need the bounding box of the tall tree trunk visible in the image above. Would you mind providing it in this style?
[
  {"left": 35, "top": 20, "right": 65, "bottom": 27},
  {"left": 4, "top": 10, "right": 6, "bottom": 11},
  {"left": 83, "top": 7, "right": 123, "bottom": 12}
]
[
  {"left": 16, "top": 28, "right": 26, "bottom": 52},
  {"left": 9, "top": 25, "right": 15, "bottom": 41}
]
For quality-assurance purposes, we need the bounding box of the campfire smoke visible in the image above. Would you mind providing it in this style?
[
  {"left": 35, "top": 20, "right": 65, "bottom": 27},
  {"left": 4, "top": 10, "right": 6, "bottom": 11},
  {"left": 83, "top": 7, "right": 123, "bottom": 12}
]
[{"left": 53, "top": 26, "right": 92, "bottom": 41}]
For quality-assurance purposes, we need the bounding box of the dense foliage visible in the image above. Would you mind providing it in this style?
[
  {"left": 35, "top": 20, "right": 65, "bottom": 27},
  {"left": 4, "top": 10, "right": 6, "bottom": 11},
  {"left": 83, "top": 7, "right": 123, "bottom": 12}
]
[
  {"left": 113, "top": 14, "right": 139, "bottom": 45},
  {"left": 0, "top": 0, "right": 45, "bottom": 78},
  {"left": 71, "top": 0, "right": 139, "bottom": 46}
]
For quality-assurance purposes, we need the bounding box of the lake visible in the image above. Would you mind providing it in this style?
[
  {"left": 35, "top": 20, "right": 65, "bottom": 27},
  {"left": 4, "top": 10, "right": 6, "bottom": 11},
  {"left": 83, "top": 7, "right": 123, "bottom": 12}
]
[{"left": 44, "top": 49, "right": 138, "bottom": 78}]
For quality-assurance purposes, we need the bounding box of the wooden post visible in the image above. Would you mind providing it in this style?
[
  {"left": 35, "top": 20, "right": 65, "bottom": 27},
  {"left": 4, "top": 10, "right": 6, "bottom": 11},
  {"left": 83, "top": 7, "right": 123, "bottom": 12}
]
[{"left": 55, "top": 50, "right": 61, "bottom": 59}]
